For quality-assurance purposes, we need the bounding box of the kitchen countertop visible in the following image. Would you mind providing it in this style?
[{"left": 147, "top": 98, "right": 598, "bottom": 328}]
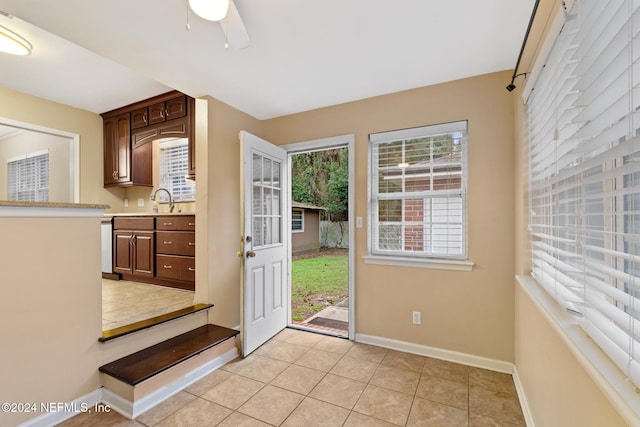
[
  {"left": 105, "top": 212, "right": 195, "bottom": 217},
  {"left": 0, "top": 200, "right": 110, "bottom": 209}
]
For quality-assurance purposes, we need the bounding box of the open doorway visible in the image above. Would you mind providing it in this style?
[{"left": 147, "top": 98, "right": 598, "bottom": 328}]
[{"left": 284, "top": 135, "right": 355, "bottom": 339}]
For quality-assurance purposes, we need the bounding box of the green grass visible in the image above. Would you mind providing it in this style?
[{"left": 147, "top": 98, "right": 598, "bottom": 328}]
[{"left": 291, "top": 255, "right": 348, "bottom": 321}]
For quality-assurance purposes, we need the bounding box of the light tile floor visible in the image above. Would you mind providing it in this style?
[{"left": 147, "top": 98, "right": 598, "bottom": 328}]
[
  {"left": 102, "top": 279, "right": 194, "bottom": 330},
  {"left": 59, "top": 328, "right": 525, "bottom": 426}
]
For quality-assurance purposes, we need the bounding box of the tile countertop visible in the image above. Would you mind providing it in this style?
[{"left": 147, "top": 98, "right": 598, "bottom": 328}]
[{"left": 0, "top": 200, "right": 110, "bottom": 209}]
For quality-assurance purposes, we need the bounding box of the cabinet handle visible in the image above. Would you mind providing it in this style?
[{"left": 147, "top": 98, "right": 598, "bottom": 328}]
[
  {"left": 163, "top": 265, "right": 173, "bottom": 269},
  {"left": 188, "top": 222, "right": 195, "bottom": 226},
  {"left": 163, "top": 222, "right": 173, "bottom": 226},
  {"left": 188, "top": 242, "right": 195, "bottom": 246},
  {"left": 163, "top": 241, "right": 173, "bottom": 245},
  {"left": 188, "top": 267, "right": 195, "bottom": 272}
]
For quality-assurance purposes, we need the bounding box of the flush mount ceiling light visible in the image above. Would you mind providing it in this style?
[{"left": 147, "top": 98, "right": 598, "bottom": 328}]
[
  {"left": 189, "top": 0, "right": 230, "bottom": 21},
  {"left": 0, "top": 25, "right": 32, "bottom": 56},
  {"left": 186, "top": 0, "right": 250, "bottom": 50}
]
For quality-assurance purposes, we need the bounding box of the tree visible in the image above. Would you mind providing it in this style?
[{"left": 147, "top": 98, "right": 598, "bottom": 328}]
[{"left": 291, "top": 147, "right": 348, "bottom": 222}]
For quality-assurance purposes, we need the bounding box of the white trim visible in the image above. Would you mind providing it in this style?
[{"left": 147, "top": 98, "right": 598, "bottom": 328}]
[
  {"left": 0, "top": 117, "right": 80, "bottom": 203},
  {"left": 284, "top": 134, "right": 356, "bottom": 340},
  {"left": 103, "top": 346, "right": 238, "bottom": 419},
  {"left": 355, "top": 333, "right": 513, "bottom": 374},
  {"left": 512, "top": 365, "right": 536, "bottom": 427},
  {"left": 517, "top": 275, "right": 640, "bottom": 426},
  {"left": 363, "top": 255, "right": 474, "bottom": 271},
  {"left": 18, "top": 389, "right": 103, "bottom": 427}
]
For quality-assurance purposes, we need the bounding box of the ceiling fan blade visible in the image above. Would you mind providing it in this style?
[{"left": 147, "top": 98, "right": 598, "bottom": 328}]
[{"left": 219, "top": 0, "right": 250, "bottom": 49}]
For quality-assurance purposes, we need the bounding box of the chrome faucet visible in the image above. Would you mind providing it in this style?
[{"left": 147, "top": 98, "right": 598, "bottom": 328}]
[{"left": 150, "top": 187, "right": 175, "bottom": 213}]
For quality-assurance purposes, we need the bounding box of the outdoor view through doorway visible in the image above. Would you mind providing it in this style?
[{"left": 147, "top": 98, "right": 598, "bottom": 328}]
[{"left": 289, "top": 147, "right": 350, "bottom": 336}]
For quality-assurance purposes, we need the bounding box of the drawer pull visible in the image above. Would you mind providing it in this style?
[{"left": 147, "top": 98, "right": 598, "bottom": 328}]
[
  {"left": 163, "top": 264, "right": 173, "bottom": 269},
  {"left": 163, "top": 241, "right": 173, "bottom": 245},
  {"left": 188, "top": 267, "right": 196, "bottom": 272},
  {"left": 163, "top": 222, "right": 173, "bottom": 226},
  {"left": 188, "top": 242, "right": 195, "bottom": 246},
  {"left": 188, "top": 222, "right": 195, "bottom": 226}
]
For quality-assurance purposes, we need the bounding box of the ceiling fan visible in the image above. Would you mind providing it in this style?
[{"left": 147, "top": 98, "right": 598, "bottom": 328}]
[{"left": 188, "top": 0, "right": 250, "bottom": 50}]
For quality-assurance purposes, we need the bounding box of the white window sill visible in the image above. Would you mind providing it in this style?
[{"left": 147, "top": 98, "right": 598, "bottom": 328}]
[
  {"left": 363, "top": 255, "right": 474, "bottom": 271},
  {"left": 517, "top": 275, "right": 640, "bottom": 425}
]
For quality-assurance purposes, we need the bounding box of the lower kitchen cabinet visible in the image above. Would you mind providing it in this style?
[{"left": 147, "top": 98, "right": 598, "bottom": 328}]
[{"left": 112, "top": 215, "right": 195, "bottom": 290}]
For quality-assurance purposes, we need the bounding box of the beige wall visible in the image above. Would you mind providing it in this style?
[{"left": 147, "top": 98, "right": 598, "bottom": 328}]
[
  {"left": 0, "top": 216, "right": 102, "bottom": 426},
  {"left": 263, "top": 71, "right": 517, "bottom": 362},
  {"left": 199, "top": 96, "right": 262, "bottom": 328},
  {"left": 512, "top": 0, "right": 629, "bottom": 424},
  {"left": 0, "top": 86, "right": 125, "bottom": 211},
  {"left": 0, "top": 130, "right": 71, "bottom": 201}
]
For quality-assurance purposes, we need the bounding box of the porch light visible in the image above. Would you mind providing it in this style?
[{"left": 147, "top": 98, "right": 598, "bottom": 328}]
[{"left": 0, "top": 25, "right": 32, "bottom": 56}]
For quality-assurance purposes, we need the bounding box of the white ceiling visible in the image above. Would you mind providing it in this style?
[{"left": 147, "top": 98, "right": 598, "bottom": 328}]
[{"left": 0, "top": 1, "right": 534, "bottom": 120}]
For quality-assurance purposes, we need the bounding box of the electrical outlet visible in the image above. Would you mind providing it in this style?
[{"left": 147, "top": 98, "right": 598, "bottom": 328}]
[
  {"left": 412, "top": 311, "right": 421, "bottom": 325},
  {"left": 124, "top": 199, "right": 129, "bottom": 208},
  {"left": 137, "top": 198, "right": 144, "bottom": 207},
  {"left": 356, "top": 216, "right": 363, "bottom": 228}
]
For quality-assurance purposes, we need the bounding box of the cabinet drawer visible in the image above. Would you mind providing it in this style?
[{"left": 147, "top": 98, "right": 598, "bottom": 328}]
[
  {"left": 156, "top": 255, "right": 195, "bottom": 282},
  {"left": 113, "top": 217, "right": 154, "bottom": 230},
  {"left": 156, "top": 216, "right": 195, "bottom": 231},
  {"left": 156, "top": 231, "right": 195, "bottom": 256}
]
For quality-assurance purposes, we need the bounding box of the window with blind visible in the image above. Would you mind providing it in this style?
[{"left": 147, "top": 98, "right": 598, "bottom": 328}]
[
  {"left": 159, "top": 138, "right": 195, "bottom": 202},
  {"left": 527, "top": 0, "right": 640, "bottom": 388},
  {"left": 291, "top": 208, "right": 304, "bottom": 232},
  {"left": 369, "top": 121, "right": 467, "bottom": 259},
  {"left": 7, "top": 150, "right": 49, "bottom": 202}
]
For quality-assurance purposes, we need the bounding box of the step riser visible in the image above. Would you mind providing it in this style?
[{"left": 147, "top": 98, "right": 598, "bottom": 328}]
[
  {"left": 101, "top": 312, "right": 209, "bottom": 365},
  {"left": 102, "top": 337, "right": 238, "bottom": 419}
]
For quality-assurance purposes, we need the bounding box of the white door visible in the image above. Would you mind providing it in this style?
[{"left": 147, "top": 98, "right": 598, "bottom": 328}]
[{"left": 240, "top": 131, "right": 288, "bottom": 356}]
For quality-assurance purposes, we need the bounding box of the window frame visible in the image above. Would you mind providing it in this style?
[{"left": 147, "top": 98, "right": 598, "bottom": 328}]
[
  {"left": 7, "top": 149, "right": 49, "bottom": 202},
  {"left": 291, "top": 208, "right": 304, "bottom": 233},
  {"left": 366, "top": 121, "right": 470, "bottom": 268},
  {"left": 158, "top": 138, "right": 195, "bottom": 203}
]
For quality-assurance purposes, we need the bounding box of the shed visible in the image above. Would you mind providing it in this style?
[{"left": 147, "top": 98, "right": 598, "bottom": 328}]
[{"left": 291, "top": 201, "right": 325, "bottom": 254}]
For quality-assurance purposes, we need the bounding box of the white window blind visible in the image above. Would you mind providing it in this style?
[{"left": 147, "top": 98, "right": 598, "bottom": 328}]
[
  {"left": 369, "top": 121, "right": 467, "bottom": 259},
  {"left": 7, "top": 150, "right": 49, "bottom": 202},
  {"left": 159, "top": 138, "right": 195, "bottom": 202},
  {"left": 527, "top": 0, "right": 640, "bottom": 388}
]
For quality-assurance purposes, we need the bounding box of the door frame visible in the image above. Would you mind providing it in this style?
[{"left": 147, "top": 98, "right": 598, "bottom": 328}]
[{"left": 282, "top": 134, "right": 355, "bottom": 340}]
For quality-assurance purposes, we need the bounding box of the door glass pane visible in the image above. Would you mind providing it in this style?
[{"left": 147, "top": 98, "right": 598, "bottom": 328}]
[
  {"left": 253, "top": 154, "right": 262, "bottom": 184},
  {"left": 263, "top": 158, "right": 272, "bottom": 186},
  {"left": 273, "top": 161, "right": 281, "bottom": 188},
  {"left": 250, "top": 151, "right": 283, "bottom": 248}
]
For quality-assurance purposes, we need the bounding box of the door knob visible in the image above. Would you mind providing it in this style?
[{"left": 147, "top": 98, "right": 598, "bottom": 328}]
[
  {"left": 246, "top": 251, "right": 256, "bottom": 258},
  {"left": 237, "top": 251, "right": 243, "bottom": 258}
]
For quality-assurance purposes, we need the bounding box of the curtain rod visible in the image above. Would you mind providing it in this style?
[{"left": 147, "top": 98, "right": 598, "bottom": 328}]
[{"left": 506, "top": 0, "right": 540, "bottom": 92}]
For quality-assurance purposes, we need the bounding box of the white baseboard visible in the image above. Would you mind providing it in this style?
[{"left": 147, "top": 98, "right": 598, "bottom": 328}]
[
  {"left": 355, "top": 333, "right": 514, "bottom": 374},
  {"left": 20, "top": 346, "right": 238, "bottom": 426},
  {"left": 103, "top": 346, "right": 238, "bottom": 419},
  {"left": 19, "top": 389, "right": 103, "bottom": 427},
  {"left": 512, "top": 366, "right": 535, "bottom": 427}
]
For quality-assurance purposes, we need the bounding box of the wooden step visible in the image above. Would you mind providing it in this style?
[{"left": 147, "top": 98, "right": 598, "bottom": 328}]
[
  {"left": 99, "top": 324, "right": 239, "bottom": 385},
  {"left": 100, "top": 303, "right": 214, "bottom": 342}
]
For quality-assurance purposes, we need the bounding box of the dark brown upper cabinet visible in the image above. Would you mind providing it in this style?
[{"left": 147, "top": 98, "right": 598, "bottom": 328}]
[{"left": 101, "top": 91, "right": 196, "bottom": 187}]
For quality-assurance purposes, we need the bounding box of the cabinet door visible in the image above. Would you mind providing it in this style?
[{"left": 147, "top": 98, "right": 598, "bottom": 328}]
[
  {"left": 165, "top": 96, "right": 187, "bottom": 121},
  {"left": 148, "top": 102, "right": 166, "bottom": 125},
  {"left": 113, "top": 231, "right": 133, "bottom": 274},
  {"left": 132, "top": 231, "right": 155, "bottom": 277},
  {"left": 131, "top": 141, "right": 153, "bottom": 187},
  {"left": 103, "top": 113, "right": 131, "bottom": 186},
  {"left": 131, "top": 107, "right": 148, "bottom": 129}
]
